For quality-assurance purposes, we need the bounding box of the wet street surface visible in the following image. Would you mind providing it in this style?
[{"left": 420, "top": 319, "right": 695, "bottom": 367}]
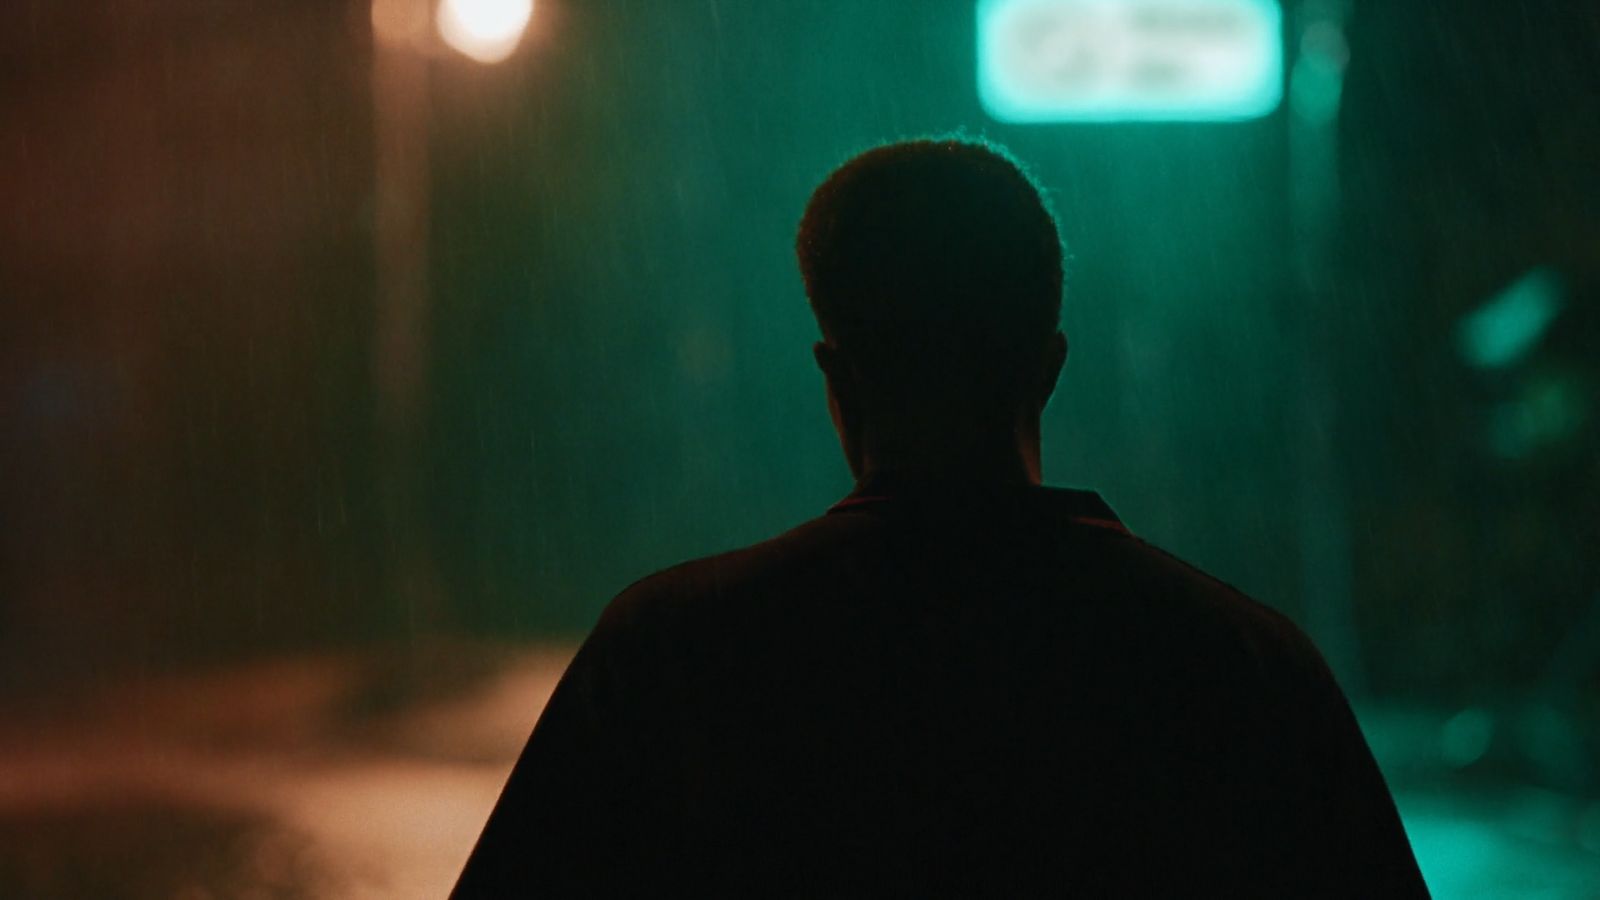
[{"left": 1, "top": 645, "right": 1594, "bottom": 898}]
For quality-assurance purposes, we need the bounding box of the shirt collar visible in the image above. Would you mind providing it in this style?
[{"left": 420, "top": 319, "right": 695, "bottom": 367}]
[{"left": 827, "top": 472, "right": 1128, "bottom": 535}]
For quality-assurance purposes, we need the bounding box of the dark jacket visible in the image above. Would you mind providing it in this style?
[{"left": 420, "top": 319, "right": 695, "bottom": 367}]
[{"left": 453, "top": 476, "right": 1430, "bottom": 897}]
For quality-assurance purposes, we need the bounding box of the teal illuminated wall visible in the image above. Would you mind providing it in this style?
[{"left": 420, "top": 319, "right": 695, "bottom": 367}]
[{"left": 426, "top": 0, "right": 1299, "bottom": 633}]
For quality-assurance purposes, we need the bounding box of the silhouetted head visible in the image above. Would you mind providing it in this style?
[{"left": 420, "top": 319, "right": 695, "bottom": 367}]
[{"left": 797, "top": 138, "right": 1069, "bottom": 482}]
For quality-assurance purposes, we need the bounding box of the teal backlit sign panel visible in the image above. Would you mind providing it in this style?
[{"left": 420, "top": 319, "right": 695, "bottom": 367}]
[{"left": 978, "top": 0, "right": 1284, "bottom": 122}]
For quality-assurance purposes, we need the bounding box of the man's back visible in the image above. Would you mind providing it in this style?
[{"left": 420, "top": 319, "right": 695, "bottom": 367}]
[{"left": 452, "top": 476, "right": 1428, "bottom": 897}]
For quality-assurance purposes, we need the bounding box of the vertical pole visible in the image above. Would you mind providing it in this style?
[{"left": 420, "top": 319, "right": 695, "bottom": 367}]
[
  {"left": 370, "top": 0, "right": 441, "bottom": 637},
  {"left": 1288, "top": 0, "right": 1364, "bottom": 693}
]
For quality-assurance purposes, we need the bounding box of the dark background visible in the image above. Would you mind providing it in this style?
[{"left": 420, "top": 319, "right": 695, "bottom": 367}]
[{"left": 1, "top": 1, "right": 1597, "bottom": 894}]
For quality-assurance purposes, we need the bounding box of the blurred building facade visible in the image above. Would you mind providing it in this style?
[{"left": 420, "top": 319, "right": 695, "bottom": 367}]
[{"left": 0, "top": 0, "right": 1594, "bottom": 759}]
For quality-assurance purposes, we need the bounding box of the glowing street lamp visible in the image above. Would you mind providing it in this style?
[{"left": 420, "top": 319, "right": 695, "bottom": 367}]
[{"left": 437, "top": 0, "right": 533, "bottom": 64}]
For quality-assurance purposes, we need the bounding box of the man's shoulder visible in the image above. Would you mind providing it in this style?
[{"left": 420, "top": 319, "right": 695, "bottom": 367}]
[
  {"left": 598, "top": 499, "right": 1325, "bottom": 678},
  {"left": 595, "top": 512, "right": 854, "bottom": 627},
  {"left": 1122, "top": 535, "right": 1300, "bottom": 625},
  {"left": 1106, "top": 534, "right": 1332, "bottom": 681}
]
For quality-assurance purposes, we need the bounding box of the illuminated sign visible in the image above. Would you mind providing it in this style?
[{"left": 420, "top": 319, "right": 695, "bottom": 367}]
[{"left": 977, "top": 0, "right": 1284, "bottom": 122}]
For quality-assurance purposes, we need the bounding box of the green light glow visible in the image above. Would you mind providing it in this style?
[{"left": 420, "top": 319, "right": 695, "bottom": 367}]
[
  {"left": 977, "top": 0, "right": 1285, "bottom": 123},
  {"left": 1488, "top": 373, "right": 1587, "bottom": 460},
  {"left": 1457, "top": 267, "right": 1565, "bottom": 370},
  {"left": 1440, "top": 707, "right": 1494, "bottom": 768}
]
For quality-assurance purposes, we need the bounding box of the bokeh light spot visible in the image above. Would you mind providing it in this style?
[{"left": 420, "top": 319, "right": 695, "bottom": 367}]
[{"left": 437, "top": 0, "right": 533, "bottom": 64}]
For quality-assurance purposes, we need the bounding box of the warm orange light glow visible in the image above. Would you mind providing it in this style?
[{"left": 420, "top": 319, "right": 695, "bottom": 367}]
[
  {"left": 372, "top": 0, "right": 430, "bottom": 48},
  {"left": 436, "top": 0, "right": 533, "bottom": 64}
]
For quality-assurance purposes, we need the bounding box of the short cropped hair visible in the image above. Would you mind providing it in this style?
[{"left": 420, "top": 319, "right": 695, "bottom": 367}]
[{"left": 796, "top": 138, "right": 1064, "bottom": 399}]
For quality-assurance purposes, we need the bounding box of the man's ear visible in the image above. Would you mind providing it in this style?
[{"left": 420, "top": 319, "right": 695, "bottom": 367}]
[
  {"left": 812, "top": 340, "right": 836, "bottom": 379},
  {"left": 814, "top": 340, "right": 855, "bottom": 407},
  {"left": 1039, "top": 330, "right": 1068, "bottom": 408},
  {"left": 815, "top": 340, "right": 867, "bottom": 476}
]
